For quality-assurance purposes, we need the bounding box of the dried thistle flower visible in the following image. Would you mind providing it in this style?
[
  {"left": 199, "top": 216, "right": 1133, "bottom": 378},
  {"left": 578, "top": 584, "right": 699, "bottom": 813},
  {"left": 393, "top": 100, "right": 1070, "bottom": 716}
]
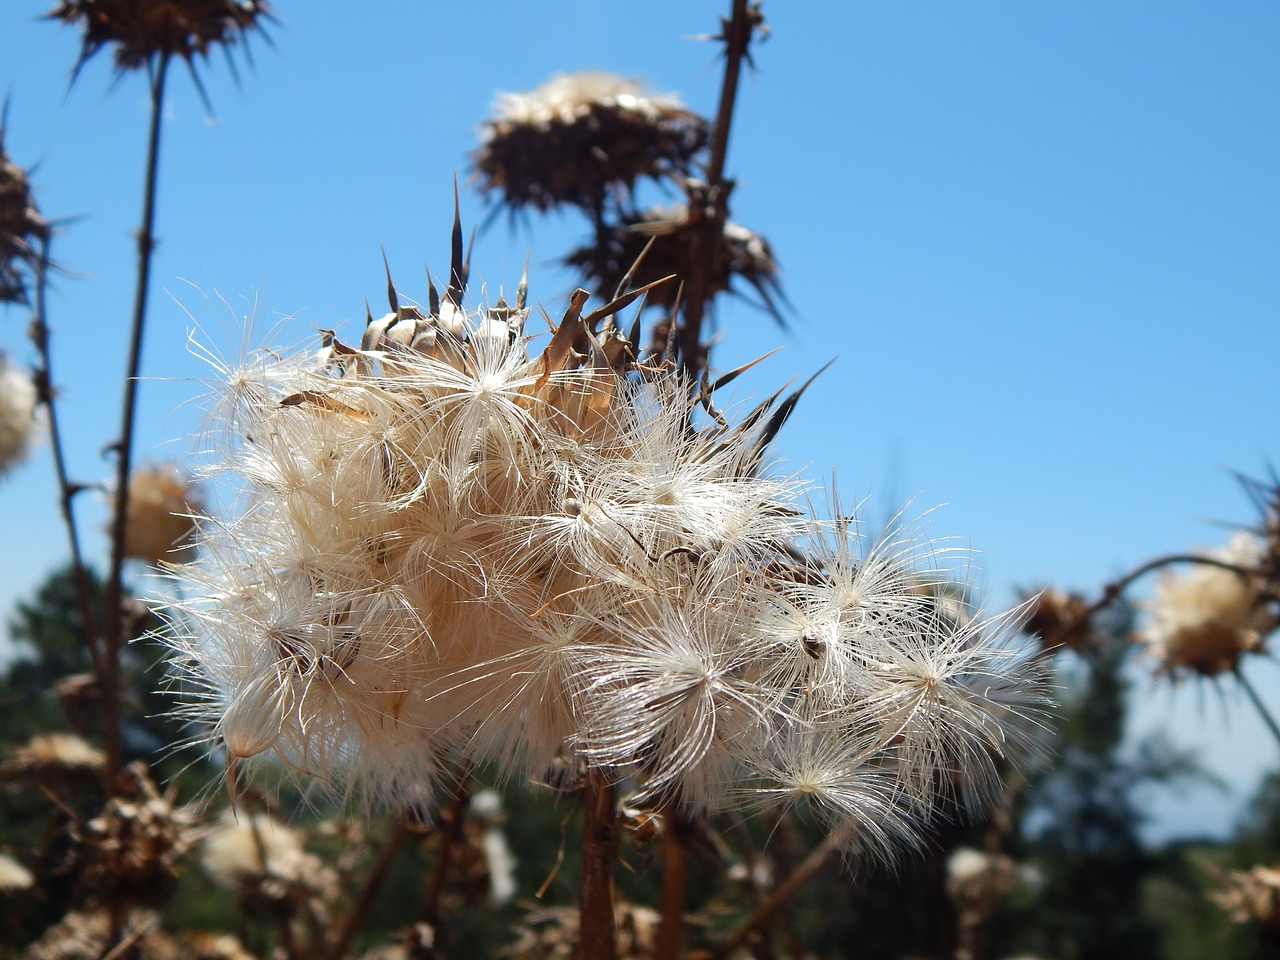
[
  {"left": 1136, "top": 532, "right": 1276, "bottom": 678},
  {"left": 45, "top": 0, "right": 272, "bottom": 78},
  {"left": 119, "top": 463, "right": 203, "bottom": 564},
  {"left": 1020, "top": 587, "right": 1092, "bottom": 653},
  {"left": 0, "top": 121, "right": 50, "bottom": 307},
  {"left": 0, "top": 852, "right": 35, "bottom": 893},
  {"left": 199, "top": 811, "right": 308, "bottom": 888},
  {"left": 1212, "top": 863, "right": 1280, "bottom": 929},
  {"left": 565, "top": 203, "right": 785, "bottom": 323},
  {"left": 0, "top": 732, "right": 105, "bottom": 789},
  {"left": 0, "top": 353, "right": 39, "bottom": 477},
  {"left": 164, "top": 231, "right": 1045, "bottom": 863},
  {"left": 181, "top": 932, "right": 257, "bottom": 960},
  {"left": 473, "top": 71, "right": 708, "bottom": 215},
  {"left": 25, "top": 907, "right": 178, "bottom": 960},
  {"left": 504, "top": 901, "right": 663, "bottom": 960},
  {"left": 78, "top": 762, "right": 193, "bottom": 907}
]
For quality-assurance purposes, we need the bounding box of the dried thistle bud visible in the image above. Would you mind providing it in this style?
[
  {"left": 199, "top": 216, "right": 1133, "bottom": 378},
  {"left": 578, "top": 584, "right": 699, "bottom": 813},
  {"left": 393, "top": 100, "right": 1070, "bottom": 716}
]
[
  {"left": 120, "top": 463, "right": 203, "bottom": 564},
  {"left": 45, "top": 0, "right": 272, "bottom": 76},
  {"left": 1213, "top": 863, "right": 1280, "bottom": 929},
  {"left": 565, "top": 203, "right": 784, "bottom": 323},
  {"left": 473, "top": 71, "right": 708, "bottom": 215},
  {"left": 1137, "top": 532, "right": 1276, "bottom": 678},
  {"left": 0, "top": 124, "right": 50, "bottom": 307},
  {"left": 1021, "top": 587, "right": 1092, "bottom": 652},
  {"left": 0, "top": 353, "right": 39, "bottom": 477}
]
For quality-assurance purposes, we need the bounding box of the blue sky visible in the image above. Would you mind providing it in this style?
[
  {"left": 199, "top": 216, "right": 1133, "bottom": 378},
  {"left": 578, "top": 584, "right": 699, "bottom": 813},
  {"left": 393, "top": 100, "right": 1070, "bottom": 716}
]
[{"left": 1, "top": 1, "right": 1277, "bottom": 840}]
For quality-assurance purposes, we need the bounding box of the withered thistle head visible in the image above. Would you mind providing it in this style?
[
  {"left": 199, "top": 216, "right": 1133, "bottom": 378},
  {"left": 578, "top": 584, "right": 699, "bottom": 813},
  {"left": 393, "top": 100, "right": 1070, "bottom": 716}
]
[
  {"left": 472, "top": 71, "right": 708, "bottom": 215},
  {"left": 0, "top": 120, "right": 50, "bottom": 307},
  {"left": 1020, "top": 587, "right": 1092, "bottom": 653},
  {"left": 45, "top": 0, "right": 271, "bottom": 78},
  {"left": 566, "top": 203, "right": 785, "bottom": 324},
  {"left": 1213, "top": 863, "right": 1280, "bottom": 931}
]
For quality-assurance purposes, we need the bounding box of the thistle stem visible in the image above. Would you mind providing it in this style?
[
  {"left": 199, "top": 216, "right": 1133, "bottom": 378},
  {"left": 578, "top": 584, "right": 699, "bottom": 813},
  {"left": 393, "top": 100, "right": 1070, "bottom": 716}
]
[
  {"left": 654, "top": 806, "right": 689, "bottom": 960},
  {"left": 416, "top": 784, "right": 471, "bottom": 937},
  {"left": 1087, "top": 553, "right": 1254, "bottom": 619},
  {"left": 678, "top": 0, "right": 761, "bottom": 381},
  {"left": 27, "top": 234, "right": 102, "bottom": 677},
  {"left": 101, "top": 52, "right": 170, "bottom": 783},
  {"left": 1236, "top": 665, "right": 1280, "bottom": 752},
  {"left": 579, "top": 769, "right": 619, "bottom": 960},
  {"left": 327, "top": 819, "right": 411, "bottom": 960}
]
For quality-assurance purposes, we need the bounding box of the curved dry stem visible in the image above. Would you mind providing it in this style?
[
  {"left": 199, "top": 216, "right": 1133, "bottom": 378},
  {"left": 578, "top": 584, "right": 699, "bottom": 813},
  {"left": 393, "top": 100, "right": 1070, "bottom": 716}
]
[{"left": 712, "top": 823, "right": 854, "bottom": 960}]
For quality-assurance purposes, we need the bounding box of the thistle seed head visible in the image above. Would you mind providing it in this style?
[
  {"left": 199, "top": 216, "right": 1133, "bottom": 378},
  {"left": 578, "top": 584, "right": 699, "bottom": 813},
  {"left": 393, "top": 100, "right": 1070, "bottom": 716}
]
[
  {"left": 45, "top": 0, "right": 272, "bottom": 78},
  {"left": 472, "top": 71, "right": 708, "bottom": 215},
  {"left": 165, "top": 236, "right": 1046, "bottom": 859}
]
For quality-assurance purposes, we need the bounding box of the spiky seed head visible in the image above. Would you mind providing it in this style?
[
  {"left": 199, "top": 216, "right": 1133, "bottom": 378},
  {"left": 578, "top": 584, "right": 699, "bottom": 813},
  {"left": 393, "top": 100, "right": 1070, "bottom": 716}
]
[
  {"left": 0, "top": 125, "right": 50, "bottom": 307},
  {"left": 565, "top": 203, "right": 785, "bottom": 323},
  {"left": 45, "top": 0, "right": 272, "bottom": 77},
  {"left": 1137, "top": 531, "right": 1276, "bottom": 678},
  {"left": 1020, "top": 587, "right": 1092, "bottom": 652},
  {"left": 472, "top": 71, "right": 708, "bottom": 215}
]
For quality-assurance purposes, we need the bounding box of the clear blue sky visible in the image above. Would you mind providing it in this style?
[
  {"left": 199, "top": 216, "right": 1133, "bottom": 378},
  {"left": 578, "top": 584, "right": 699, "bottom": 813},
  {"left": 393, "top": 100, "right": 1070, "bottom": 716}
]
[{"left": 1, "top": 1, "right": 1277, "bottom": 840}]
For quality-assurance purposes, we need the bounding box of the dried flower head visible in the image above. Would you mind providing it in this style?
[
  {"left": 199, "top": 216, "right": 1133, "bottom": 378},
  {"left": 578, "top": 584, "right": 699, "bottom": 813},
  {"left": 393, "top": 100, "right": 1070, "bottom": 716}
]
[
  {"left": 1020, "top": 587, "right": 1092, "bottom": 653},
  {"left": 120, "top": 463, "right": 203, "bottom": 564},
  {"left": 165, "top": 228, "right": 1045, "bottom": 862},
  {"left": 78, "top": 762, "right": 194, "bottom": 906},
  {"left": 505, "top": 901, "right": 663, "bottom": 960},
  {"left": 1213, "top": 863, "right": 1280, "bottom": 929},
  {"left": 0, "top": 353, "right": 39, "bottom": 476},
  {"left": 1137, "top": 532, "right": 1276, "bottom": 677},
  {"left": 0, "top": 852, "right": 35, "bottom": 893},
  {"left": 473, "top": 71, "right": 708, "bottom": 215},
  {"left": 25, "top": 908, "right": 178, "bottom": 960},
  {"left": 45, "top": 0, "right": 272, "bottom": 77},
  {"left": 566, "top": 203, "right": 785, "bottom": 323},
  {"left": 0, "top": 121, "right": 51, "bottom": 306},
  {"left": 0, "top": 732, "right": 105, "bottom": 789}
]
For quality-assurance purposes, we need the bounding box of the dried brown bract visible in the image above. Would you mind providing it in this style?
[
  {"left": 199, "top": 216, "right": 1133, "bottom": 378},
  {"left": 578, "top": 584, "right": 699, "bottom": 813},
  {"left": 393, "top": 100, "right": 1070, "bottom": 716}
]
[
  {"left": 44, "top": 0, "right": 271, "bottom": 77},
  {"left": 0, "top": 122, "right": 50, "bottom": 307},
  {"left": 473, "top": 71, "right": 708, "bottom": 216},
  {"left": 566, "top": 203, "right": 784, "bottom": 324}
]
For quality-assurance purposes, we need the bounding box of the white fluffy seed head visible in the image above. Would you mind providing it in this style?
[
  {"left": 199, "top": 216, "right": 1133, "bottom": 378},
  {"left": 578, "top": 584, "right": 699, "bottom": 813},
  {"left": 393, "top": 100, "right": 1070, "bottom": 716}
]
[
  {"left": 0, "top": 354, "right": 38, "bottom": 477},
  {"left": 165, "top": 284, "right": 1047, "bottom": 857},
  {"left": 1138, "top": 532, "right": 1275, "bottom": 677}
]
